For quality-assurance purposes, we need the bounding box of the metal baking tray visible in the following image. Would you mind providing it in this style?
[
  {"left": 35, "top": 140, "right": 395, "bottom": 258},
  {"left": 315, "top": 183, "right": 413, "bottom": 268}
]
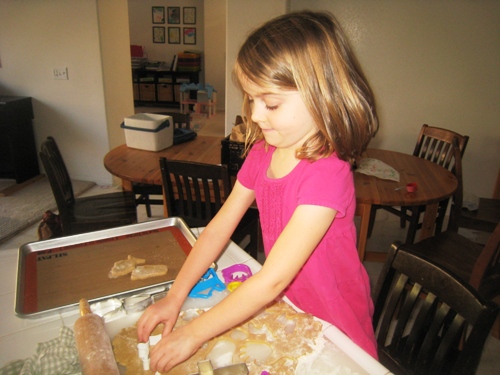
[{"left": 15, "top": 217, "right": 196, "bottom": 318}]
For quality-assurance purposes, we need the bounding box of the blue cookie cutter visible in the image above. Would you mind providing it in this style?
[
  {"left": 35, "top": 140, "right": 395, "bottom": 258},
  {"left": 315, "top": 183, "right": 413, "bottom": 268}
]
[{"left": 188, "top": 268, "right": 226, "bottom": 299}]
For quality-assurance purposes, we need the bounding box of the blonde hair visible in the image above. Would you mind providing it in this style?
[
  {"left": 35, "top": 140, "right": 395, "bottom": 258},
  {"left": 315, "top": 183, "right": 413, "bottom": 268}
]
[{"left": 233, "top": 11, "right": 378, "bottom": 164}]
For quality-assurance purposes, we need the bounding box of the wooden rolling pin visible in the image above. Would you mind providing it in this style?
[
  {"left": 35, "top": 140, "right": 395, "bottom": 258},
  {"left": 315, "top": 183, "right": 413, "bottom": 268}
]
[{"left": 74, "top": 298, "right": 120, "bottom": 375}]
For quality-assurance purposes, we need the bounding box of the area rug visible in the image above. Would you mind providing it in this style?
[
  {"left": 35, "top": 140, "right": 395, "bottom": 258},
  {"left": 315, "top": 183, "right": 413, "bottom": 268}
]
[{"left": 0, "top": 177, "right": 95, "bottom": 244}]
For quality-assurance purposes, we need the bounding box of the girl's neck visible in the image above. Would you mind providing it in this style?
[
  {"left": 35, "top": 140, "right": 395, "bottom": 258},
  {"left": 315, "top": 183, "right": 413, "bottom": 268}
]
[{"left": 267, "top": 147, "right": 301, "bottom": 179}]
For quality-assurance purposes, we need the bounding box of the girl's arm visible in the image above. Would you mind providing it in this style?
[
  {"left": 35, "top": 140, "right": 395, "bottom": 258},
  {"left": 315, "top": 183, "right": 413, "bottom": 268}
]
[
  {"left": 148, "top": 203, "right": 337, "bottom": 372},
  {"left": 137, "top": 181, "right": 256, "bottom": 343}
]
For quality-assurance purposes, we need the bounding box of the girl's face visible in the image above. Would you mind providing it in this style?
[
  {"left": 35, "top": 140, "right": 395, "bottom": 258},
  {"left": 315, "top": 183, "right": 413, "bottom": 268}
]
[{"left": 242, "top": 79, "right": 317, "bottom": 153}]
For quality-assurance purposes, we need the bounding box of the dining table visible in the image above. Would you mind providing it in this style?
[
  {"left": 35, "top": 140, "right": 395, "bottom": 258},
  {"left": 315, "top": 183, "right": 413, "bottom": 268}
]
[
  {"left": 104, "top": 138, "right": 457, "bottom": 262},
  {"left": 1, "top": 222, "right": 392, "bottom": 374}
]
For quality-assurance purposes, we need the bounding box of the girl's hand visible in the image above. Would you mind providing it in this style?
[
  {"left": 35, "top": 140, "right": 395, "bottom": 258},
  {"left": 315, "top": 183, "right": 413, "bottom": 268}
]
[
  {"left": 149, "top": 324, "right": 202, "bottom": 373},
  {"left": 136, "top": 296, "right": 180, "bottom": 343}
]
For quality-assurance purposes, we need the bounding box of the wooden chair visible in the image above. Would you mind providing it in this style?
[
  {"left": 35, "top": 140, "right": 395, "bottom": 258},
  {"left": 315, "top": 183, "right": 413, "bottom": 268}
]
[
  {"left": 372, "top": 242, "right": 499, "bottom": 375},
  {"left": 458, "top": 165, "right": 500, "bottom": 235},
  {"left": 39, "top": 137, "right": 137, "bottom": 236},
  {"left": 399, "top": 223, "right": 500, "bottom": 339},
  {"left": 160, "top": 157, "right": 260, "bottom": 258},
  {"left": 368, "top": 124, "right": 469, "bottom": 243}
]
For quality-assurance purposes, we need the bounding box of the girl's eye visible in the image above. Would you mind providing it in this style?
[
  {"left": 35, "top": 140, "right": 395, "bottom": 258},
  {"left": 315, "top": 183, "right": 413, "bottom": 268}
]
[{"left": 265, "top": 104, "right": 278, "bottom": 111}]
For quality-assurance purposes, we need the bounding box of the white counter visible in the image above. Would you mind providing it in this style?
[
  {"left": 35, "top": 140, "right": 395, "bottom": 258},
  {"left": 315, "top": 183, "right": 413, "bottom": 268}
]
[{"left": 0, "top": 226, "right": 391, "bottom": 374}]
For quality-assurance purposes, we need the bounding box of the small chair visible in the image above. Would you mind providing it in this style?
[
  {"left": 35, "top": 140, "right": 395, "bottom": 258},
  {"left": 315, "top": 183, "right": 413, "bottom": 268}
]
[
  {"left": 372, "top": 242, "right": 499, "bottom": 375},
  {"left": 160, "top": 157, "right": 260, "bottom": 258},
  {"left": 153, "top": 111, "right": 191, "bottom": 130},
  {"left": 39, "top": 137, "right": 137, "bottom": 236},
  {"left": 368, "top": 124, "right": 469, "bottom": 243}
]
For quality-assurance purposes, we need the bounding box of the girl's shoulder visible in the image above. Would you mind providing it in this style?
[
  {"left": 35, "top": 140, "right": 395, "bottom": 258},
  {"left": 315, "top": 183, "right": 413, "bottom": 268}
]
[{"left": 307, "top": 152, "right": 352, "bottom": 174}]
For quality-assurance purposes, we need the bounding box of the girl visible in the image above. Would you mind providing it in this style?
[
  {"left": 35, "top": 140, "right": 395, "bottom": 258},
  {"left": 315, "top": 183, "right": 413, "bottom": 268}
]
[{"left": 138, "top": 10, "right": 379, "bottom": 372}]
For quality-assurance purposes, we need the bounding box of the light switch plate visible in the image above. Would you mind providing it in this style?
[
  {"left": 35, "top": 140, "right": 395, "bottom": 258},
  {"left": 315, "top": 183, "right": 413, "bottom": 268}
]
[{"left": 53, "top": 67, "right": 68, "bottom": 80}]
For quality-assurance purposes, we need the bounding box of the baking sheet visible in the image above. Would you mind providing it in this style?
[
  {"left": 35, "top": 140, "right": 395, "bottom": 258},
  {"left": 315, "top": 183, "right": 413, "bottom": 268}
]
[{"left": 15, "top": 218, "right": 196, "bottom": 318}]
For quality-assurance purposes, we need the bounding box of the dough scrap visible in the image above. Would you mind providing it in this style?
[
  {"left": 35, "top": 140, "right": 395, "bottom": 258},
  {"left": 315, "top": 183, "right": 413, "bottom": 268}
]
[
  {"left": 131, "top": 265, "right": 169, "bottom": 281},
  {"left": 108, "top": 255, "right": 146, "bottom": 279}
]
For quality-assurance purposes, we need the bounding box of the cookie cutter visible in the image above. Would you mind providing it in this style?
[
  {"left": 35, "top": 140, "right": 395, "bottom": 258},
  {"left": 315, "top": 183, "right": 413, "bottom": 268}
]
[
  {"left": 123, "top": 294, "right": 152, "bottom": 314},
  {"left": 188, "top": 268, "right": 226, "bottom": 299},
  {"left": 221, "top": 264, "right": 253, "bottom": 284},
  {"left": 189, "top": 359, "right": 249, "bottom": 375}
]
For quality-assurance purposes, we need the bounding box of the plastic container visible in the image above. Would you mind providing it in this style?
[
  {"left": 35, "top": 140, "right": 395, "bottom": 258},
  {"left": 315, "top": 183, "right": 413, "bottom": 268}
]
[{"left": 121, "top": 113, "right": 173, "bottom": 151}]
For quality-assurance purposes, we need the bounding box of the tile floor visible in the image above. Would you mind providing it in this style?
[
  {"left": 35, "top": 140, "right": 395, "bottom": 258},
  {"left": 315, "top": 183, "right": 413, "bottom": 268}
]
[{"left": 0, "top": 185, "right": 498, "bottom": 373}]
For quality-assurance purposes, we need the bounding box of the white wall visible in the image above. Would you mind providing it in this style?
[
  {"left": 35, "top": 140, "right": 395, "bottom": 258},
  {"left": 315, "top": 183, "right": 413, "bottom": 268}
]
[
  {"left": 0, "top": 0, "right": 132, "bottom": 186},
  {"left": 225, "top": 0, "right": 289, "bottom": 134},
  {"left": 204, "top": 0, "right": 226, "bottom": 111}
]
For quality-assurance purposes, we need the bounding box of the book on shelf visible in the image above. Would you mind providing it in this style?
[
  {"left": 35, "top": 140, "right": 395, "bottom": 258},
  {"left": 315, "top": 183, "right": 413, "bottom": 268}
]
[{"left": 170, "top": 55, "right": 178, "bottom": 72}]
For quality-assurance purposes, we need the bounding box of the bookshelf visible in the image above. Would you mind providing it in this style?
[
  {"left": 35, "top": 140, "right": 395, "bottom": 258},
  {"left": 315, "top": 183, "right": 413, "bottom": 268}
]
[{"left": 132, "top": 69, "right": 199, "bottom": 106}]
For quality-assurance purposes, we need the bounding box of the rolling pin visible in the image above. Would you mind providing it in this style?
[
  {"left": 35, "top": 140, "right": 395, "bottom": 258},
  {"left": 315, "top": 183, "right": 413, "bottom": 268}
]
[{"left": 74, "top": 298, "right": 120, "bottom": 375}]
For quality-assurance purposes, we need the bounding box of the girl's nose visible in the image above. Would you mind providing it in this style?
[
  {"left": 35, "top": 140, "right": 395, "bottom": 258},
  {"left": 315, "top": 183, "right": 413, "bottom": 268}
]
[{"left": 251, "top": 102, "right": 264, "bottom": 124}]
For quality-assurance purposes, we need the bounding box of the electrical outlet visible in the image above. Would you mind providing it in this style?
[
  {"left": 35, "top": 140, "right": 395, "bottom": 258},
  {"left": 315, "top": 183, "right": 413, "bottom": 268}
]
[{"left": 53, "top": 67, "right": 68, "bottom": 80}]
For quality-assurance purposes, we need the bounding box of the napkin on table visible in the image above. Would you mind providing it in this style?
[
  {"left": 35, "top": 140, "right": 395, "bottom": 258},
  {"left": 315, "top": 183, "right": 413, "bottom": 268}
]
[{"left": 355, "top": 158, "right": 400, "bottom": 182}]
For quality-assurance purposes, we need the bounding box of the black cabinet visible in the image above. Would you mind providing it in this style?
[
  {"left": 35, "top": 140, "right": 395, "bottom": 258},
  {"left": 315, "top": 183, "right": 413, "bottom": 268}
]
[
  {"left": 132, "top": 69, "right": 199, "bottom": 106},
  {"left": 0, "top": 96, "right": 39, "bottom": 183}
]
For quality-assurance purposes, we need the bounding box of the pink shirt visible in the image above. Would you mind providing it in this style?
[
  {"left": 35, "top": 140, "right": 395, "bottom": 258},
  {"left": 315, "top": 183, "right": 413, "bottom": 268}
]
[{"left": 238, "top": 141, "right": 377, "bottom": 359}]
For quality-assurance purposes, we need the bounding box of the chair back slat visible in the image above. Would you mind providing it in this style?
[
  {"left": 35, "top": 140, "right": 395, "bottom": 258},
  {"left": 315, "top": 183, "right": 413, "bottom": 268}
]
[
  {"left": 373, "top": 243, "right": 499, "bottom": 375},
  {"left": 414, "top": 124, "right": 469, "bottom": 172},
  {"left": 160, "top": 157, "right": 231, "bottom": 227},
  {"left": 39, "top": 137, "right": 75, "bottom": 220}
]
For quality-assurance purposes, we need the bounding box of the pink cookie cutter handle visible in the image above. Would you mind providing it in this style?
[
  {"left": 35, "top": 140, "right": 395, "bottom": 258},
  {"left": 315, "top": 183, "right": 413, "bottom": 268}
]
[{"left": 221, "top": 264, "right": 253, "bottom": 284}]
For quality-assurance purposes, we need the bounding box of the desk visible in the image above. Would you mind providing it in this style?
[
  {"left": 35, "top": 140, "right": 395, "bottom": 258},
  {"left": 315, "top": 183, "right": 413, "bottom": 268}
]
[
  {"left": 0, "top": 225, "right": 390, "bottom": 374},
  {"left": 104, "top": 143, "right": 457, "bottom": 263},
  {"left": 355, "top": 149, "right": 458, "bottom": 262}
]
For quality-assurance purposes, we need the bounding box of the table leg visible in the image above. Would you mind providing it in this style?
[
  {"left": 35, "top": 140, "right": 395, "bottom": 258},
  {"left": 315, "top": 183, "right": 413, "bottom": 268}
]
[
  {"left": 420, "top": 202, "right": 439, "bottom": 240},
  {"left": 356, "top": 203, "right": 371, "bottom": 261},
  {"left": 121, "top": 179, "right": 132, "bottom": 192}
]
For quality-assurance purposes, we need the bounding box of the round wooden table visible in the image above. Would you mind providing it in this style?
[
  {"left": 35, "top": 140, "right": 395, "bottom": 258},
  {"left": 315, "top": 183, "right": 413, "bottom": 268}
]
[
  {"left": 104, "top": 136, "right": 224, "bottom": 191},
  {"left": 104, "top": 142, "right": 457, "bottom": 262},
  {"left": 355, "top": 149, "right": 457, "bottom": 261}
]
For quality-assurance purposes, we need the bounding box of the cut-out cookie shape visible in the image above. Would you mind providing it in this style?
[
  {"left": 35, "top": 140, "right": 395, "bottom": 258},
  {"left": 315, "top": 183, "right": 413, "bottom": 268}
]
[
  {"left": 206, "top": 339, "right": 237, "bottom": 368},
  {"left": 230, "top": 328, "right": 248, "bottom": 341},
  {"left": 238, "top": 341, "right": 273, "bottom": 364}
]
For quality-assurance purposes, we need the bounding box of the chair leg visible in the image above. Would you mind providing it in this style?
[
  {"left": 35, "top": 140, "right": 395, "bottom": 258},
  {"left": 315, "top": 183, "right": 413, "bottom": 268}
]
[
  {"left": 145, "top": 195, "right": 152, "bottom": 217},
  {"left": 405, "top": 207, "right": 421, "bottom": 244},
  {"left": 493, "top": 315, "right": 500, "bottom": 340},
  {"left": 367, "top": 205, "right": 378, "bottom": 238},
  {"left": 434, "top": 199, "right": 449, "bottom": 234},
  {"left": 400, "top": 207, "right": 408, "bottom": 228}
]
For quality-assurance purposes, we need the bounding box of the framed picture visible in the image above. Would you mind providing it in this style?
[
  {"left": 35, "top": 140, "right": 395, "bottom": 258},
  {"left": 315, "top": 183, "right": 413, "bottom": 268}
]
[
  {"left": 183, "top": 7, "right": 196, "bottom": 24},
  {"left": 183, "top": 27, "right": 196, "bottom": 45},
  {"left": 168, "top": 27, "right": 180, "bottom": 44},
  {"left": 167, "top": 7, "right": 180, "bottom": 24},
  {"left": 153, "top": 27, "right": 165, "bottom": 43},
  {"left": 152, "top": 6, "right": 165, "bottom": 24}
]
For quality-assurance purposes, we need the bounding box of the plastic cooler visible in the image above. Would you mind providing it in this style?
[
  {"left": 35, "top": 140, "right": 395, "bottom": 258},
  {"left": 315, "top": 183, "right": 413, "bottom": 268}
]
[{"left": 121, "top": 113, "right": 173, "bottom": 151}]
